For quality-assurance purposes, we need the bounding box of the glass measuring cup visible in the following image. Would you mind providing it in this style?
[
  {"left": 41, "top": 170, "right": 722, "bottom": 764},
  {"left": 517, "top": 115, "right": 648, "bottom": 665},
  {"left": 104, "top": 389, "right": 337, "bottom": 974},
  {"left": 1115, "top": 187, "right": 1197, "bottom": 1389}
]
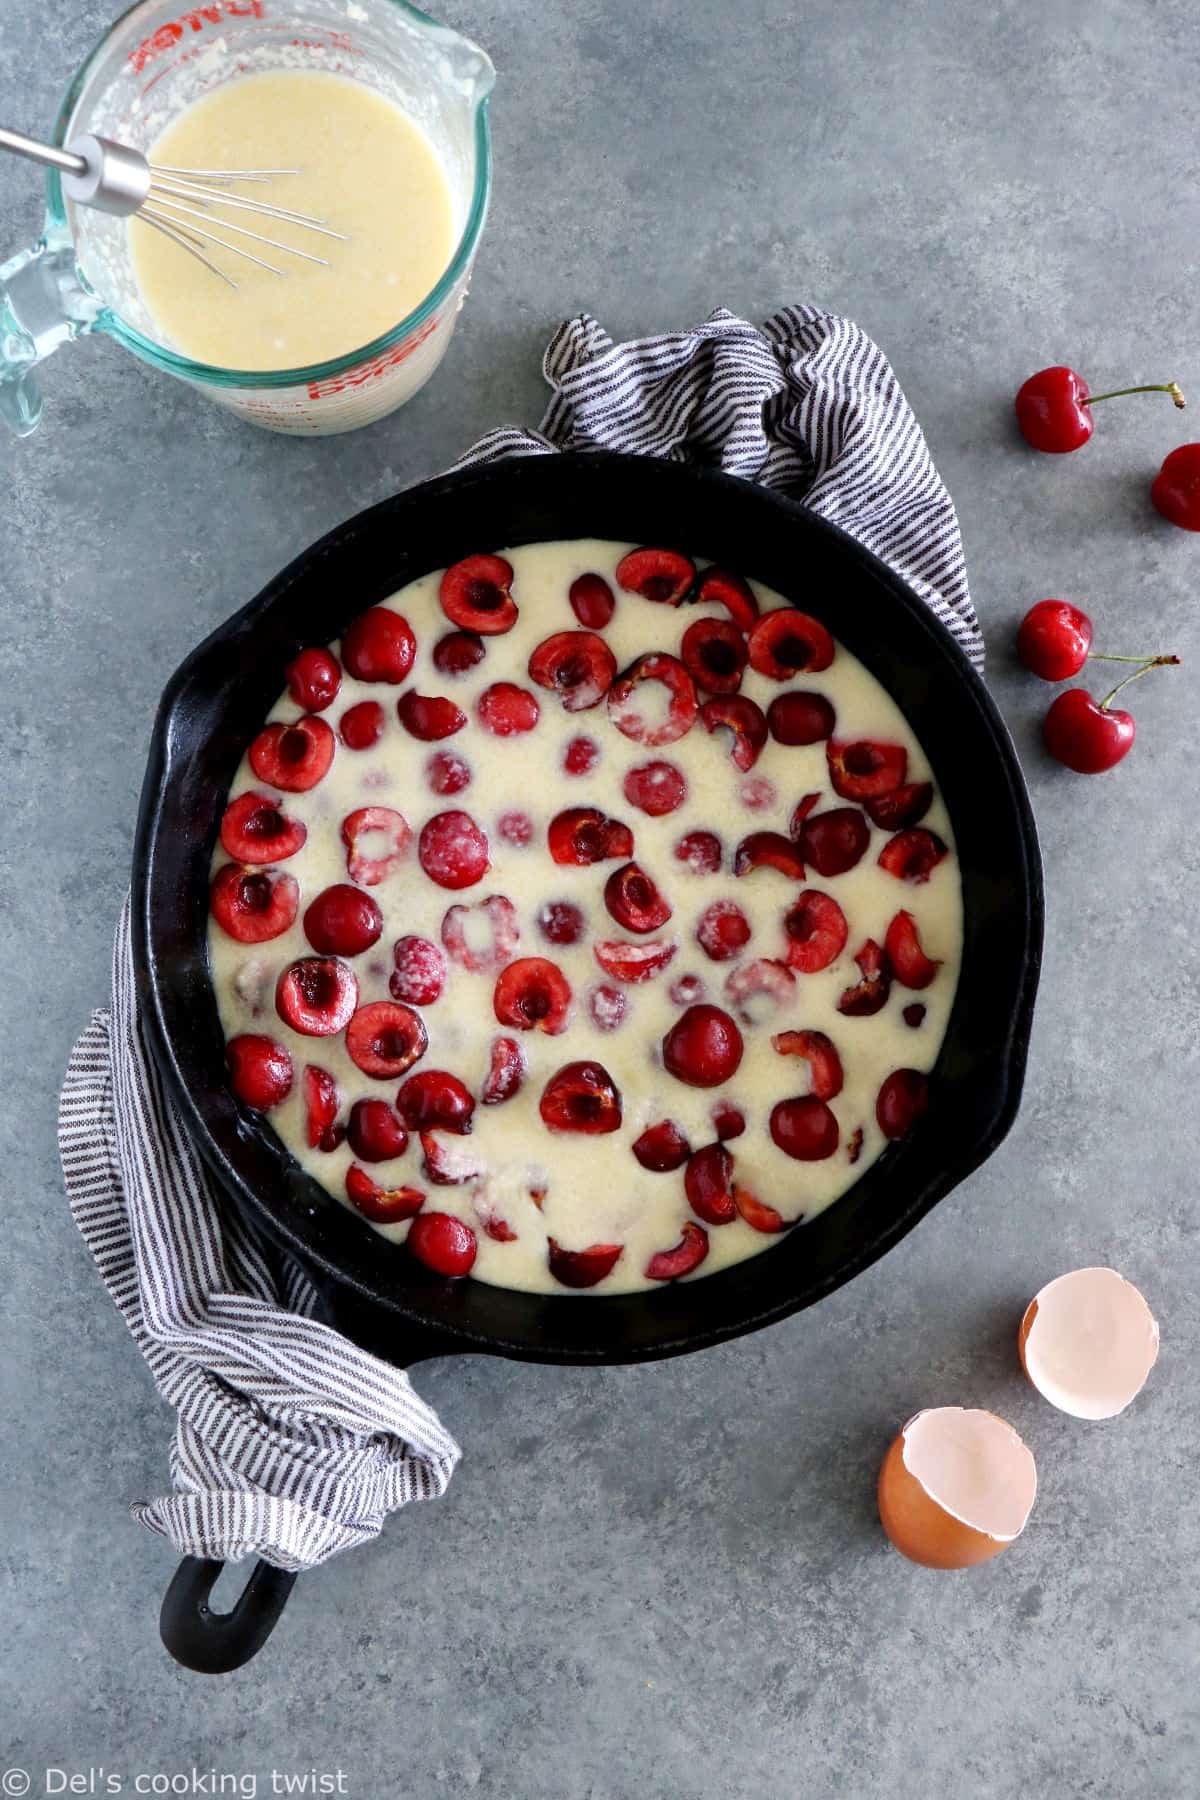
[{"left": 0, "top": 0, "right": 494, "bottom": 436}]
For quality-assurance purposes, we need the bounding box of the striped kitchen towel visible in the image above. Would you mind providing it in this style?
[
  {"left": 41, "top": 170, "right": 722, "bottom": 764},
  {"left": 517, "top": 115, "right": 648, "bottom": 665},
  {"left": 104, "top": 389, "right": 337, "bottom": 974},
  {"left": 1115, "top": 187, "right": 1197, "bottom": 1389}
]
[{"left": 58, "top": 303, "right": 979, "bottom": 1575}]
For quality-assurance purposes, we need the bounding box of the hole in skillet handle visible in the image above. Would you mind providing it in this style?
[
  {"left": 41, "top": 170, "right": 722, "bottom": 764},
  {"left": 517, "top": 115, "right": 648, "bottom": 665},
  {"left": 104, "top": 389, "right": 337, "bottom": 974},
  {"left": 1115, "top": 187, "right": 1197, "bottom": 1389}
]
[{"left": 160, "top": 1556, "right": 298, "bottom": 1674}]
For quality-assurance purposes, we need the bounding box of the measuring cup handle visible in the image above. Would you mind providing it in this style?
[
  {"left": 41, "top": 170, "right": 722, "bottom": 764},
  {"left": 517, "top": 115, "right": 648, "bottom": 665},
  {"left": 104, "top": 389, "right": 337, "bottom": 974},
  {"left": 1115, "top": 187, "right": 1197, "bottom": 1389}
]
[{"left": 0, "top": 234, "right": 99, "bottom": 436}]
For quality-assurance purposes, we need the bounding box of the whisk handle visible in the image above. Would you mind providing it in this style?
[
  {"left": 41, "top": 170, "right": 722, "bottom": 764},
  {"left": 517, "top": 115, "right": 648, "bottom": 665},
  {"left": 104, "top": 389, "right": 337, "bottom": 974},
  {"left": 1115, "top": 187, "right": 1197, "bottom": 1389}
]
[{"left": 0, "top": 126, "right": 87, "bottom": 179}]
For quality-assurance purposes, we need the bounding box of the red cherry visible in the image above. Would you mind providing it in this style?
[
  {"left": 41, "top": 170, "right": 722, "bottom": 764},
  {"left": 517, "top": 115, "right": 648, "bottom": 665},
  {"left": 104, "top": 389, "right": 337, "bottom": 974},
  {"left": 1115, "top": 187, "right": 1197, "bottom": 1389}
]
[
  {"left": 569, "top": 572, "right": 616, "bottom": 629},
  {"left": 771, "top": 1029, "right": 844, "bottom": 1100},
  {"left": 1152, "top": 442, "right": 1200, "bottom": 529},
  {"left": 837, "top": 939, "right": 891, "bottom": 1017},
  {"left": 796, "top": 807, "right": 870, "bottom": 877},
  {"left": 684, "top": 1143, "right": 737, "bottom": 1224},
  {"left": 885, "top": 911, "right": 941, "bottom": 989},
  {"left": 733, "top": 831, "right": 805, "bottom": 880},
  {"left": 341, "top": 606, "right": 416, "bottom": 683},
  {"left": 587, "top": 983, "right": 629, "bottom": 1030},
  {"left": 302, "top": 1065, "right": 343, "bottom": 1151},
  {"left": 418, "top": 810, "right": 490, "bottom": 888},
  {"left": 662, "top": 1003, "right": 744, "bottom": 1088},
  {"left": 1017, "top": 600, "right": 1093, "bottom": 680},
  {"left": 670, "top": 973, "right": 707, "bottom": 1006},
  {"left": 494, "top": 957, "right": 573, "bottom": 1034},
  {"left": 1043, "top": 654, "right": 1180, "bottom": 773},
  {"left": 220, "top": 792, "right": 306, "bottom": 865},
  {"left": 420, "top": 1130, "right": 485, "bottom": 1187},
  {"left": 607, "top": 654, "right": 698, "bottom": 746},
  {"left": 712, "top": 1100, "right": 745, "bottom": 1140},
  {"left": 426, "top": 750, "right": 471, "bottom": 795},
  {"left": 681, "top": 617, "right": 747, "bottom": 694},
  {"left": 439, "top": 553, "right": 517, "bottom": 635},
  {"left": 538, "top": 900, "right": 585, "bottom": 945},
  {"left": 632, "top": 1119, "right": 691, "bottom": 1172},
  {"left": 345, "top": 1165, "right": 425, "bottom": 1224},
  {"left": 878, "top": 828, "right": 949, "bottom": 883},
  {"left": 564, "top": 735, "right": 600, "bottom": 775},
  {"left": 674, "top": 829, "right": 723, "bottom": 874},
  {"left": 604, "top": 862, "right": 672, "bottom": 934},
  {"left": 397, "top": 690, "right": 467, "bottom": 741},
  {"left": 303, "top": 884, "right": 382, "bottom": 957},
  {"left": 441, "top": 894, "right": 519, "bottom": 972},
  {"left": 593, "top": 938, "right": 677, "bottom": 984},
  {"left": 227, "top": 1034, "right": 293, "bottom": 1109},
  {"left": 723, "top": 957, "right": 796, "bottom": 1025},
  {"left": 539, "top": 1060, "right": 623, "bottom": 1133},
  {"left": 547, "top": 1239, "right": 623, "bottom": 1288},
  {"left": 770, "top": 1095, "right": 840, "bottom": 1161},
  {"left": 615, "top": 546, "right": 694, "bottom": 605},
  {"left": 767, "top": 690, "right": 836, "bottom": 745},
  {"left": 694, "top": 566, "right": 758, "bottom": 632},
  {"left": 700, "top": 695, "right": 768, "bottom": 771},
  {"left": 748, "top": 609, "right": 834, "bottom": 679},
  {"left": 864, "top": 783, "right": 933, "bottom": 831},
  {"left": 623, "top": 760, "right": 687, "bottom": 816},
  {"left": 339, "top": 700, "right": 385, "bottom": 751},
  {"left": 548, "top": 807, "right": 634, "bottom": 866},
  {"left": 210, "top": 865, "right": 299, "bottom": 944},
  {"left": 734, "top": 1187, "right": 788, "bottom": 1234},
  {"left": 345, "top": 1000, "right": 428, "bottom": 1077},
  {"left": 275, "top": 957, "right": 359, "bottom": 1036},
  {"left": 827, "top": 738, "right": 907, "bottom": 801},
  {"left": 739, "top": 775, "right": 777, "bottom": 813},
  {"left": 477, "top": 682, "right": 541, "bottom": 736},
  {"left": 695, "top": 899, "right": 751, "bottom": 962},
  {"left": 1016, "top": 367, "right": 1183, "bottom": 454},
  {"left": 528, "top": 631, "right": 617, "bottom": 712},
  {"left": 285, "top": 647, "right": 341, "bottom": 712},
  {"left": 903, "top": 1003, "right": 927, "bottom": 1029},
  {"left": 497, "top": 810, "right": 533, "bottom": 847},
  {"left": 645, "top": 1221, "right": 709, "bottom": 1281},
  {"left": 390, "top": 934, "right": 448, "bottom": 1005},
  {"left": 397, "top": 1069, "right": 476, "bottom": 1133},
  {"left": 482, "top": 1034, "right": 526, "bottom": 1104},
  {"left": 876, "top": 1068, "right": 930, "bottom": 1139},
  {"left": 341, "top": 806, "right": 412, "bottom": 886},
  {"left": 433, "top": 629, "right": 486, "bottom": 675},
  {"left": 347, "top": 1098, "right": 409, "bottom": 1162},
  {"left": 407, "top": 1211, "right": 478, "bottom": 1276},
  {"left": 782, "top": 890, "right": 848, "bottom": 974}
]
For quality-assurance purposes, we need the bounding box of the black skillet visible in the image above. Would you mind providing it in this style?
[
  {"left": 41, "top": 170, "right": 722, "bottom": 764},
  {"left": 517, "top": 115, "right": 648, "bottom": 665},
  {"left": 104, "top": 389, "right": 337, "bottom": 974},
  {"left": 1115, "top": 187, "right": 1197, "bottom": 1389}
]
[{"left": 132, "top": 451, "right": 1042, "bottom": 1671}]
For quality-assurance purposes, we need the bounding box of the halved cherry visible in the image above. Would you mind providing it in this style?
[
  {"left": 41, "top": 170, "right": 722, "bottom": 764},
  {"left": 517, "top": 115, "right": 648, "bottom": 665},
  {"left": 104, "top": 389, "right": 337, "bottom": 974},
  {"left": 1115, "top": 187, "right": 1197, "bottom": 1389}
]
[
  {"left": 569, "top": 571, "right": 616, "bottom": 628},
  {"left": 227, "top": 1034, "right": 293, "bottom": 1109},
  {"left": 735, "top": 1187, "right": 788, "bottom": 1233},
  {"left": 682, "top": 617, "right": 747, "bottom": 695},
  {"left": 342, "top": 806, "right": 412, "bottom": 886},
  {"left": 695, "top": 899, "right": 751, "bottom": 962},
  {"left": 473, "top": 1192, "right": 518, "bottom": 1243},
  {"left": 547, "top": 1239, "right": 624, "bottom": 1289},
  {"left": 748, "top": 609, "right": 835, "bottom": 678},
  {"left": 674, "top": 830, "right": 723, "bottom": 874},
  {"left": 827, "top": 738, "right": 907, "bottom": 801},
  {"left": 345, "top": 1000, "right": 428, "bottom": 1077},
  {"left": 771, "top": 1028, "right": 844, "bottom": 1099},
  {"left": 670, "top": 973, "right": 707, "bottom": 1006},
  {"left": 426, "top": 750, "right": 471, "bottom": 795},
  {"left": 663, "top": 1004, "right": 744, "bottom": 1088},
  {"left": 865, "top": 781, "right": 933, "bottom": 831},
  {"left": 540, "top": 1060, "right": 623, "bottom": 1134},
  {"left": 497, "top": 810, "right": 533, "bottom": 847},
  {"left": 623, "top": 760, "right": 686, "bottom": 816},
  {"left": 433, "top": 629, "right": 486, "bottom": 676},
  {"left": 695, "top": 565, "right": 758, "bottom": 631},
  {"left": 604, "top": 862, "right": 673, "bottom": 934},
  {"left": 632, "top": 1119, "right": 691, "bottom": 1172},
  {"left": 847, "top": 1126, "right": 864, "bottom": 1165},
  {"left": 347, "top": 1097, "right": 408, "bottom": 1162},
  {"left": 339, "top": 700, "right": 385, "bottom": 751},
  {"left": 494, "top": 957, "right": 573, "bottom": 1034},
  {"left": 538, "top": 900, "right": 585, "bottom": 946},
  {"left": 482, "top": 1034, "right": 526, "bottom": 1104},
  {"left": 248, "top": 717, "right": 335, "bottom": 794},
  {"left": 397, "top": 690, "right": 467, "bottom": 741},
  {"left": 876, "top": 1068, "right": 930, "bottom": 1139},
  {"left": 477, "top": 682, "right": 541, "bottom": 736},
  {"left": 548, "top": 807, "right": 634, "bottom": 866},
  {"left": 770, "top": 1095, "right": 840, "bottom": 1161},
  {"left": 276, "top": 957, "right": 358, "bottom": 1036},
  {"left": 341, "top": 606, "right": 416, "bottom": 683},
  {"left": 783, "top": 890, "right": 848, "bottom": 974},
  {"left": 303, "top": 1065, "right": 343, "bottom": 1151},
  {"left": 615, "top": 546, "right": 694, "bottom": 606},
  {"left": 586, "top": 985, "right": 627, "bottom": 1032},
  {"left": 684, "top": 1143, "right": 737, "bottom": 1224},
  {"left": 593, "top": 938, "right": 678, "bottom": 984},
  {"left": 724, "top": 957, "right": 796, "bottom": 1025},
  {"left": 407, "top": 1210, "right": 477, "bottom": 1274},
  {"left": 345, "top": 1164, "right": 425, "bottom": 1224},
  {"left": 607, "top": 654, "right": 698, "bottom": 746},
  {"left": 733, "top": 831, "right": 805, "bottom": 880},
  {"left": 440, "top": 553, "right": 517, "bottom": 635},
  {"left": 796, "top": 807, "right": 870, "bottom": 878},
  {"left": 645, "top": 1221, "right": 710, "bottom": 1280},
  {"left": 210, "top": 865, "right": 299, "bottom": 944},
  {"left": 700, "top": 695, "right": 768, "bottom": 770},
  {"left": 285, "top": 647, "right": 341, "bottom": 713},
  {"left": 220, "top": 792, "right": 306, "bottom": 865},
  {"left": 564, "top": 735, "right": 600, "bottom": 776},
  {"left": 837, "top": 940, "right": 892, "bottom": 1016},
  {"left": 767, "top": 690, "right": 836, "bottom": 746},
  {"left": 398, "top": 1069, "right": 475, "bottom": 1133},
  {"left": 303, "top": 884, "right": 382, "bottom": 957},
  {"left": 441, "top": 894, "right": 519, "bottom": 971},
  {"left": 740, "top": 776, "right": 777, "bottom": 812},
  {"left": 878, "top": 829, "right": 949, "bottom": 884},
  {"left": 903, "top": 1003, "right": 927, "bottom": 1029},
  {"left": 420, "top": 1131, "right": 484, "bottom": 1186},
  {"left": 528, "top": 631, "right": 617, "bottom": 712},
  {"left": 712, "top": 1100, "right": 746, "bottom": 1140},
  {"left": 418, "top": 810, "right": 490, "bottom": 889},
  {"left": 885, "top": 911, "right": 941, "bottom": 989},
  {"left": 390, "top": 934, "right": 448, "bottom": 1005}
]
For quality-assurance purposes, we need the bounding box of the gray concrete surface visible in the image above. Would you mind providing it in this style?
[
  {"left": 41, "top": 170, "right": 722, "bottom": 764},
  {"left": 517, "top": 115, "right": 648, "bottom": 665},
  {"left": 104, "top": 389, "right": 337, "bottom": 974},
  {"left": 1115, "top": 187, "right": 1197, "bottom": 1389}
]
[{"left": 2, "top": 0, "right": 1197, "bottom": 1793}]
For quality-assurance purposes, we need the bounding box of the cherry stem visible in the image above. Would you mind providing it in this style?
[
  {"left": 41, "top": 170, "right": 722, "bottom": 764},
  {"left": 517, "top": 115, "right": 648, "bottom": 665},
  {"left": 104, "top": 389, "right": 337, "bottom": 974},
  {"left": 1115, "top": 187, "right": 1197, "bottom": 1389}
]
[
  {"left": 1083, "top": 381, "right": 1185, "bottom": 410},
  {"left": 1099, "top": 655, "right": 1180, "bottom": 712}
]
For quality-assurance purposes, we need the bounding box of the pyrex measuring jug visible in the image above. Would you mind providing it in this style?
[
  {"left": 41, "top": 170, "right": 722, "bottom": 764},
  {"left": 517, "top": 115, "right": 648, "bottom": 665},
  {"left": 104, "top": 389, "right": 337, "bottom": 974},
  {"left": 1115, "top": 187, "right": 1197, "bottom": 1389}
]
[{"left": 0, "top": 0, "right": 494, "bottom": 436}]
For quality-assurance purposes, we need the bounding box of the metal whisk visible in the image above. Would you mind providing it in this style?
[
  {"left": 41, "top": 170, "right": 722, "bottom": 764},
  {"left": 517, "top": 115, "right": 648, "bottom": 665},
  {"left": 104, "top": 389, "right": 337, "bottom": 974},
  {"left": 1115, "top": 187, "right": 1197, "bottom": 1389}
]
[{"left": 0, "top": 124, "right": 346, "bottom": 287}]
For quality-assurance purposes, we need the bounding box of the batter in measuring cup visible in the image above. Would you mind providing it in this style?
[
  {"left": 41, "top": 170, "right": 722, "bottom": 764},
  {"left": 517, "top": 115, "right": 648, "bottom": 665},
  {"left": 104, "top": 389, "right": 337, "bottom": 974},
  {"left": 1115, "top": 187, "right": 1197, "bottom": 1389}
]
[{"left": 130, "top": 70, "right": 456, "bottom": 371}]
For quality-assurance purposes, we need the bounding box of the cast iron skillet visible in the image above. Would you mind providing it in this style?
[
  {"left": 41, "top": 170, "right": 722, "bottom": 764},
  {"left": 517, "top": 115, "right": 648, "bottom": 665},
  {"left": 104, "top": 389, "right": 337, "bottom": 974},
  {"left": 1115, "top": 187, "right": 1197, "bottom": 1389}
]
[{"left": 133, "top": 452, "right": 1042, "bottom": 1672}]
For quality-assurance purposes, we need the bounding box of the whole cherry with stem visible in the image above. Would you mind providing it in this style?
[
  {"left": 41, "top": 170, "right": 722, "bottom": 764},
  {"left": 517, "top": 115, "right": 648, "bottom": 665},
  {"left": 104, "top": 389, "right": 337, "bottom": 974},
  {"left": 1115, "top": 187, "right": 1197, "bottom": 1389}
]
[
  {"left": 1043, "top": 654, "right": 1180, "bottom": 773},
  {"left": 1015, "top": 366, "right": 1184, "bottom": 454},
  {"left": 1017, "top": 599, "right": 1175, "bottom": 683}
]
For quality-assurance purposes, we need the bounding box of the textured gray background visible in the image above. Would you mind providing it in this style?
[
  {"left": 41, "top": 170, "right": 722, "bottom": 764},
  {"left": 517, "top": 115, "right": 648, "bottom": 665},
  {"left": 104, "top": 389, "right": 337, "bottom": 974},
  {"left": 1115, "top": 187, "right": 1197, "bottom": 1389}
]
[{"left": 2, "top": 0, "right": 1197, "bottom": 1794}]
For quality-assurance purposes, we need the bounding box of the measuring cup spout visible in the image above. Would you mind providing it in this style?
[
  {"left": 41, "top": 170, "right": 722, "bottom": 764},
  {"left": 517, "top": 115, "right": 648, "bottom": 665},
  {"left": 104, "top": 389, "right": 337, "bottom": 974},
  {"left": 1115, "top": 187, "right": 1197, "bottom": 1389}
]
[{"left": 0, "top": 231, "right": 99, "bottom": 436}]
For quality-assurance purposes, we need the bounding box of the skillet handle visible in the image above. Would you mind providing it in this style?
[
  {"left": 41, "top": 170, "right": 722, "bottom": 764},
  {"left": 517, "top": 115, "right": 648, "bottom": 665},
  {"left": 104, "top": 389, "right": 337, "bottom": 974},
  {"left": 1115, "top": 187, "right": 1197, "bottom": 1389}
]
[{"left": 160, "top": 1555, "right": 298, "bottom": 1673}]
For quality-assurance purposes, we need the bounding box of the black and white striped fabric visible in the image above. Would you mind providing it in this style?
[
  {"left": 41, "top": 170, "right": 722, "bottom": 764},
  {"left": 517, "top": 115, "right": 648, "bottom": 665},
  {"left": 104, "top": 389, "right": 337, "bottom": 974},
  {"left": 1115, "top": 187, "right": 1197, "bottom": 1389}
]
[{"left": 58, "top": 304, "right": 979, "bottom": 1574}]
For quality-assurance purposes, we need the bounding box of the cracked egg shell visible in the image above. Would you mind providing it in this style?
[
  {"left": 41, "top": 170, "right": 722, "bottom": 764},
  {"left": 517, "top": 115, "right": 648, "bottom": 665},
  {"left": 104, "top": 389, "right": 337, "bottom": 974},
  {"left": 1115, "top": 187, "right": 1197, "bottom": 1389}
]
[
  {"left": 877, "top": 1407, "right": 1037, "bottom": 1569},
  {"left": 1019, "top": 1267, "right": 1159, "bottom": 1421}
]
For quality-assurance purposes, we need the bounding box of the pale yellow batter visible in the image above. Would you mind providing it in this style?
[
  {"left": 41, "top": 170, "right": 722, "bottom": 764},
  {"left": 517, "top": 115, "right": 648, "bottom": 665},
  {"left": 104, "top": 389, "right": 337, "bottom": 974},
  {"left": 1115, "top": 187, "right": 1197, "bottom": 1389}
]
[{"left": 131, "top": 71, "right": 456, "bottom": 371}]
